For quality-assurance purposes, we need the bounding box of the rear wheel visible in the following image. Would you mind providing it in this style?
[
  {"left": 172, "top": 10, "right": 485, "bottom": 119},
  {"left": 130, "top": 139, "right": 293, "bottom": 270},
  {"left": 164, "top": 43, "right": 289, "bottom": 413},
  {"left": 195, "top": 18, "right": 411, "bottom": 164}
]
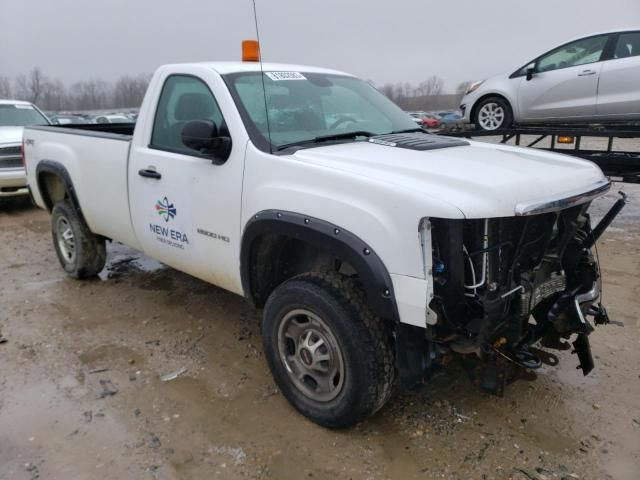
[
  {"left": 51, "top": 200, "right": 106, "bottom": 278},
  {"left": 262, "top": 273, "right": 395, "bottom": 428},
  {"left": 474, "top": 96, "right": 513, "bottom": 131}
]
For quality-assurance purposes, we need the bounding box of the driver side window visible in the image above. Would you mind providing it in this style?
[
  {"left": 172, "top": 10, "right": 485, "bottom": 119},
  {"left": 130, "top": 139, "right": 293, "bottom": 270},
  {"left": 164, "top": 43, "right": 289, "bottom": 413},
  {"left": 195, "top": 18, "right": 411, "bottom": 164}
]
[
  {"left": 151, "top": 75, "right": 224, "bottom": 155},
  {"left": 537, "top": 35, "right": 608, "bottom": 73}
]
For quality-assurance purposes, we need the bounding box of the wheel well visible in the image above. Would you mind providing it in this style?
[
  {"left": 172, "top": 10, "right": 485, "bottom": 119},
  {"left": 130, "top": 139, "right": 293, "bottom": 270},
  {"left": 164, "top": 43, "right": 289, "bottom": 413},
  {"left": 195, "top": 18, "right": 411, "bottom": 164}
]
[
  {"left": 35, "top": 161, "right": 93, "bottom": 233},
  {"left": 38, "top": 171, "right": 67, "bottom": 211},
  {"left": 470, "top": 93, "right": 512, "bottom": 123},
  {"left": 246, "top": 233, "right": 358, "bottom": 308},
  {"left": 241, "top": 211, "right": 400, "bottom": 323}
]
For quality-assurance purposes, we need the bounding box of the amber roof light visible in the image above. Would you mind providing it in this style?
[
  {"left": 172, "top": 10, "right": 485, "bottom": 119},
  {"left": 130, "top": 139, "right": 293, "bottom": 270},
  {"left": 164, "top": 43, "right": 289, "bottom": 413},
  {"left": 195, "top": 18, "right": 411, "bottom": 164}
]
[{"left": 242, "top": 40, "right": 260, "bottom": 62}]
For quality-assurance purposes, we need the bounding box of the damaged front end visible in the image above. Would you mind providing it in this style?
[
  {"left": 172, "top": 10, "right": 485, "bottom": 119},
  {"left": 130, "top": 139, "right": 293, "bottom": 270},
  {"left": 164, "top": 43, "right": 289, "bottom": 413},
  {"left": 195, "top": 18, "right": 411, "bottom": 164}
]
[{"left": 403, "top": 185, "right": 627, "bottom": 394}]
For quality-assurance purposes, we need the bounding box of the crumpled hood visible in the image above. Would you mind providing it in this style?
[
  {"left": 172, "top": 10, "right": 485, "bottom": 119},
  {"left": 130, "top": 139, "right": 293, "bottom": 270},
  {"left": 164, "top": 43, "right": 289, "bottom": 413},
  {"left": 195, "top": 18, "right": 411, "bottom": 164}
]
[
  {"left": 291, "top": 139, "right": 607, "bottom": 218},
  {"left": 0, "top": 126, "right": 23, "bottom": 145}
]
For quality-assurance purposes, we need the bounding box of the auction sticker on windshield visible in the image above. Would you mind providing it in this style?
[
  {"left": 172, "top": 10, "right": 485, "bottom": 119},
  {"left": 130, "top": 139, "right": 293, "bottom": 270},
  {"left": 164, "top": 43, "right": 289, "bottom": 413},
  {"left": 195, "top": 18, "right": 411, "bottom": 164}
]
[{"left": 265, "top": 72, "right": 307, "bottom": 81}]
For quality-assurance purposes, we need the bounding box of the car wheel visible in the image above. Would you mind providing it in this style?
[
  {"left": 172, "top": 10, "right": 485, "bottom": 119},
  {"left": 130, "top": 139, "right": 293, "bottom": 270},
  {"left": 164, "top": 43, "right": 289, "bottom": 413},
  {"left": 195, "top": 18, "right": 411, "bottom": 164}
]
[
  {"left": 51, "top": 200, "right": 106, "bottom": 278},
  {"left": 474, "top": 97, "right": 513, "bottom": 131},
  {"left": 262, "top": 273, "right": 395, "bottom": 428}
]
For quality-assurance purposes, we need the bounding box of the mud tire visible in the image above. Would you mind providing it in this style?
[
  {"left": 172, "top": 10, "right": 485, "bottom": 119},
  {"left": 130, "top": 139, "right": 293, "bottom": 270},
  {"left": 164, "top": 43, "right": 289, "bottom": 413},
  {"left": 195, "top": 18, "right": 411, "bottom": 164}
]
[
  {"left": 51, "top": 200, "right": 106, "bottom": 278},
  {"left": 262, "top": 272, "right": 395, "bottom": 428}
]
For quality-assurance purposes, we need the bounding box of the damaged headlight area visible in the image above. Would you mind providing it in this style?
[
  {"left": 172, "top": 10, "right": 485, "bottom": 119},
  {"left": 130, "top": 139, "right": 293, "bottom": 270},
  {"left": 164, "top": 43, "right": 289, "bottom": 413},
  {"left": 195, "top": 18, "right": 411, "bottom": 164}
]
[{"left": 418, "top": 192, "right": 627, "bottom": 394}]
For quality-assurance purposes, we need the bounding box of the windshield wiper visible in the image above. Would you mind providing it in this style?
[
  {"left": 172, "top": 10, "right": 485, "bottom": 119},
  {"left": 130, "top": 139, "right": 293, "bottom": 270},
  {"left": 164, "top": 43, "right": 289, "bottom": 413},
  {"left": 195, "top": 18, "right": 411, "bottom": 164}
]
[{"left": 276, "top": 131, "right": 375, "bottom": 151}]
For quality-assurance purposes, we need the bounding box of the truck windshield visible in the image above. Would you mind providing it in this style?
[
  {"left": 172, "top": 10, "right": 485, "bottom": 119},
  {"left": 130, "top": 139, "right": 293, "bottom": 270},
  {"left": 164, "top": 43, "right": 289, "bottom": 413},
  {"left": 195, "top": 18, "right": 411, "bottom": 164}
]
[
  {"left": 0, "top": 104, "right": 49, "bottom": 127},
  {"left": 224, "top": 72, "right": 419, "bottom": 152}
]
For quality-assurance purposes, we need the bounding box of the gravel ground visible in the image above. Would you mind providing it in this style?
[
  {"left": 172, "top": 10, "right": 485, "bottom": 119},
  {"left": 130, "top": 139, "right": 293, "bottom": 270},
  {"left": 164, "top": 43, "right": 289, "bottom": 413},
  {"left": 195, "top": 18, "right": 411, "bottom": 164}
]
[{"left": 0, "top": 181, "right": 639, "bottom": 480}]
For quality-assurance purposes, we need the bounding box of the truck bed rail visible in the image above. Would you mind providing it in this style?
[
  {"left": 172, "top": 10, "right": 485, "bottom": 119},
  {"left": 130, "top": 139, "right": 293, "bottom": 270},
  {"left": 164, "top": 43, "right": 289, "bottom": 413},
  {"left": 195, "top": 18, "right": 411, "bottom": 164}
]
[{"left": 28, "top": 123, "right": 135, "bottom": 138}]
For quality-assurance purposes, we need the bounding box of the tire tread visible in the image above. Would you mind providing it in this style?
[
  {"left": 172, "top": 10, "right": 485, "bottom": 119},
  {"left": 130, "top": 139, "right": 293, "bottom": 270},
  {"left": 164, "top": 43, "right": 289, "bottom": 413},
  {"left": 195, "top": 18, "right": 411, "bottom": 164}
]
[{"left": 263, "top": 272, "right": 395, "bottom": 428}]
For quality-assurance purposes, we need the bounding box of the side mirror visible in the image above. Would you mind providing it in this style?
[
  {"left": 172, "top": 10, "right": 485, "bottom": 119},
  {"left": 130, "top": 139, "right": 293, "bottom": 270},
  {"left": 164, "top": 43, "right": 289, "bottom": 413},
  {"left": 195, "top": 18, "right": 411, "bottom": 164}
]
[
  {"left": 181, "top": 120, "right": 232, "bottom": 163},
  {"left": 525, "top": 65, "right": 536, "bottom": 81}
]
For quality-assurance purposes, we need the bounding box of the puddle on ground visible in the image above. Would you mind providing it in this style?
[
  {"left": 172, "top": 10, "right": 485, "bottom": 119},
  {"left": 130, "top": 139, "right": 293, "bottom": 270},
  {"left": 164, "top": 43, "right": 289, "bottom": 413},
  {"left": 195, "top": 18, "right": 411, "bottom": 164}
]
[
  {"left": 0, "top": 379, "right": 138, "bottom": 479},
  {"left": 98, "top": 242, "right": 164, "bottom": 281}
]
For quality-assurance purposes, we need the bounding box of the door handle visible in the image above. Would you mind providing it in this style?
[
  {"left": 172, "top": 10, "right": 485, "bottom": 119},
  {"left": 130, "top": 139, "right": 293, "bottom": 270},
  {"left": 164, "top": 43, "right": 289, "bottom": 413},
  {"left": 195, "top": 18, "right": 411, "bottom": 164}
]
[
  {"left": 138, "top": 168, "right": 162, "bottom": 180},
  {"left": 578, "top": 70, "right": 596, "bottom": 76}
]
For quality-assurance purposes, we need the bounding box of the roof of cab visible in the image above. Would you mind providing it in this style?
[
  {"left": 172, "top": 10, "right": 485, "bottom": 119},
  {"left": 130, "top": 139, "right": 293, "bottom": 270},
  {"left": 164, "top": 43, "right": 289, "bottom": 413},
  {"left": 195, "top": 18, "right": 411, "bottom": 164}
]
[
  {"left": 160, "top": 61, "right": 354, "bottom": 77},
  {"left": 0, "top": 99, "right": 33, "bottom": 105}
]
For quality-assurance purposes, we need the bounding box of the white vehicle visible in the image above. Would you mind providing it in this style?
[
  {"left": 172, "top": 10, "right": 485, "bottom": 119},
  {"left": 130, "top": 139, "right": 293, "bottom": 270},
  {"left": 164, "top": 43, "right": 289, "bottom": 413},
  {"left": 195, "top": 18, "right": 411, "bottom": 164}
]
[
  {"left": 0, "top": 100, "right": 49, "bottom": 198},
  {"left": 95, "top": 114, "right": 132, "bottom": 124},
  {"left": 24, "top": 56, "right": 625, "bottom": 428},
  {"left": 461, "top": 28, "right": 640, "bottom": 130},
  {"left": 408, "top": 111, "right": 423, "bottom": 125}
]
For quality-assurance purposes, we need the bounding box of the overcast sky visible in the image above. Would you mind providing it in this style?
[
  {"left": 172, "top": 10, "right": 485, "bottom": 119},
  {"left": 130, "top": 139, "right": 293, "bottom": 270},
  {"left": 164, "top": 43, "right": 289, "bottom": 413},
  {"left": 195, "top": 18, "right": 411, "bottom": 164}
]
[{"left": 1, "top": 0, "right": 638, "bottom": 91}]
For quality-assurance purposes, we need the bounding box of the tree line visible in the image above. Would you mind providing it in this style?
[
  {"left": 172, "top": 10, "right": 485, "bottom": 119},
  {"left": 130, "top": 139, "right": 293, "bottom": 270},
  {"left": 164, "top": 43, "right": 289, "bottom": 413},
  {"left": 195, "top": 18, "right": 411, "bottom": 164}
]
[
  {"left": 0, "top": 68, "right": 151, "bottom": 111},
  {"left": 0, "top": 68, "right": 472, "bottom": 113},
  {"left": 376, "top": 76, "right": 472, "bottom": 110}
]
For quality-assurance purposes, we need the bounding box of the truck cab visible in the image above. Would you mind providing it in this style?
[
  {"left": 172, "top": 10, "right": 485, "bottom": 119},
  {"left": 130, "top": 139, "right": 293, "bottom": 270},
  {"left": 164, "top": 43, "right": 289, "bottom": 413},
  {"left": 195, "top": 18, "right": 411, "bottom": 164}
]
[{"left": 24, "top": 58, "right": 624, "bottom": 428}]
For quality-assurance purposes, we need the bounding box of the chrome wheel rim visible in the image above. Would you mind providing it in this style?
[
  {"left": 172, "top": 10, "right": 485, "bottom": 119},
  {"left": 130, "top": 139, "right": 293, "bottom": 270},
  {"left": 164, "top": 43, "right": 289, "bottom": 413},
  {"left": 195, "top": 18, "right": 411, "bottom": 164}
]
[
  {"left": 478, "top": 102, "right": 505, "bottom": 130},
  {"left": 55, "top": 216, "right": 76, "bottom": 264},
  {"left": 277, "top": 309, "right": 345, "bottom": 402}
]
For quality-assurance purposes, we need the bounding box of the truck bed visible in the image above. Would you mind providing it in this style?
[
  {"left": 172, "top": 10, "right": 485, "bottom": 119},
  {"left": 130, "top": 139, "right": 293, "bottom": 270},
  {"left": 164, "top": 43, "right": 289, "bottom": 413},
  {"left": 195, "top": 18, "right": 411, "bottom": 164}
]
[{"left": 24, "top": 122, "right": 139, "bottom": 249}]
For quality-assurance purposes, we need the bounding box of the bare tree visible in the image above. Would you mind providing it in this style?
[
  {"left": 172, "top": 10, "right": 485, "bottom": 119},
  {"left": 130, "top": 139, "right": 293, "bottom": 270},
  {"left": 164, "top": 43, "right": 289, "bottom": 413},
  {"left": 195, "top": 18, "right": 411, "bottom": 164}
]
[
  {"left": 378, "top": 83, "right": 394, "bottom": 100},
  {"left": 12, "top": 68, "right": 48, "bottom": 104},
  {"left": 112, "top": 73, "right": 152, "bottom": 108},
  {"left": 28, "top": 68, "right": 46, "bottom": 104},
  {"left": 402, "top": 82, "right": 413, "bottom": 98},
  {"left": 13, "top": 74, "right": 29, "bottom": 101},
  {"left": 0, "top": 76, "right": 11, "bottom": 98},
  {"left": 70, "top": 79, "right": 111, "bottom": 110},
  {"left": 377, "top": 83, "right": 400, "bottom": 104},
  {"left": 417, "top": 75, "right": 444, "bottom": 97},
  {"left": 456, "top": 81, "right": 472, "bottom": 95},
  {"left": 40, "top": 79, "right": 67, "bottom": 111}
]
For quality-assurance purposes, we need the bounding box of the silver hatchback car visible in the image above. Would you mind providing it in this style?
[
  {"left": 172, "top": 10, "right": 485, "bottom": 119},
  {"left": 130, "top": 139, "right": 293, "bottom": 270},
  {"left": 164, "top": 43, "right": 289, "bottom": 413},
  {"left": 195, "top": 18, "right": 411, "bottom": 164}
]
[{"left": 461, "top": 28, "right": 640, "bottom": 131}]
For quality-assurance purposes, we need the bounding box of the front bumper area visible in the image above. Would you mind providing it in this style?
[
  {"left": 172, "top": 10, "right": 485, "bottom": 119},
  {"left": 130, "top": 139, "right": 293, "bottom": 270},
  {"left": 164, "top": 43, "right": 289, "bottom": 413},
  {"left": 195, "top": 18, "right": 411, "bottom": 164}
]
[
  {"left": 460, "top": 92, "right": 478, "bottom": 123},
  {"left": 396, "top": 192, "right": 627, "bottom": 391},
  {"left": 0, "top": 168, "right": 28, "bottom": 197}
]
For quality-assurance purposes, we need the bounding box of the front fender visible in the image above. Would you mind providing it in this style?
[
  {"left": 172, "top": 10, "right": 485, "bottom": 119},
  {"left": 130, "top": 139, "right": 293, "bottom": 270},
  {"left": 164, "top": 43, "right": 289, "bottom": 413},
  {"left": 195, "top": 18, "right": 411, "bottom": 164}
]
[
  {"left": 241, "top": 210, "right": 399, "bottom": 322},
  {"left": 465, "top": 81, "right": 520, "bottom": 121},
  {"left": 241, "top": 144, "right": 464, "bottom": 328}
]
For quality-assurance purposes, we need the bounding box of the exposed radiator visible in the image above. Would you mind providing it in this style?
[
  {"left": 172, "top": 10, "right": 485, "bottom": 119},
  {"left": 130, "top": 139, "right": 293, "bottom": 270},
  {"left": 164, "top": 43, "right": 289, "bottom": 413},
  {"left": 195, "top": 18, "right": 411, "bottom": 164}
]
[{"left": 518, "top": 275, "right": 567, "bottom": 316}]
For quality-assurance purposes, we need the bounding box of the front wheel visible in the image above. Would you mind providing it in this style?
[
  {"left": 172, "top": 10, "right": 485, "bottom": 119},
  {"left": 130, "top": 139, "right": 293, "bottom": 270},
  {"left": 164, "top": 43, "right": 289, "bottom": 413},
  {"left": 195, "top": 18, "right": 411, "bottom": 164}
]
[
  {"left": 262, "top": 273, "right": 395, "bottom": 428},
  {"left": 474, "top": 96, "right": 513, "bottom": 131},
  {"left": 51, "top": 200, "right": 106, "bottom": 278}
]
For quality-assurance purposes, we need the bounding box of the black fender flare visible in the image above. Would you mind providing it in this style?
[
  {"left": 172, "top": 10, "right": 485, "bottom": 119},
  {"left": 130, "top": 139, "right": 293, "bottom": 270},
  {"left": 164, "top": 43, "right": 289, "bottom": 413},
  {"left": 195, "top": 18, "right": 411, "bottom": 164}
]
[
  {"left": 35, "top": 160, "right": 88, "bottom": 226},
  {"left": 240, "top": 210, "right": 400, "bottom": 323}
]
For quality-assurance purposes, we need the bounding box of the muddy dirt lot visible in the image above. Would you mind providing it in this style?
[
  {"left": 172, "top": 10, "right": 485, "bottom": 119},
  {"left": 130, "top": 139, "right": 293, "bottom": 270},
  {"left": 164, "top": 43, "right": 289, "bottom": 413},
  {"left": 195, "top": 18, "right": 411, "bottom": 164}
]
[{"left": 1, "top": 186, "right": 639, "bottom": 480}]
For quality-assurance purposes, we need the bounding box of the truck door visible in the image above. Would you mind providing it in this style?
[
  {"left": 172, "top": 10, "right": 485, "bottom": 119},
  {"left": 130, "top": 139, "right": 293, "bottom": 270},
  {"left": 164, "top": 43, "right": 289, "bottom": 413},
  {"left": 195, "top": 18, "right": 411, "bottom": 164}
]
[
  {"left": 518, "top": 34, "right": 608, "bottom": 121},
  {"left": 597, "top": 31, "right": 640, "bottom": 119},
  {"left": 128, "top": 71, "right": 246, "bottom": 295}
]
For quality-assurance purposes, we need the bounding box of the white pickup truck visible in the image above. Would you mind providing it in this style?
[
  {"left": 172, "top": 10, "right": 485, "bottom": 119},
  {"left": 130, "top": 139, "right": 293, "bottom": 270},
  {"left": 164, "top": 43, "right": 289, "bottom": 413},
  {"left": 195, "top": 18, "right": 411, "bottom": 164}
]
[
  {"left": 0, "top": 100, "right": 50, "bottom": 198},
  {"left": 24, "top": 60, "right": 625, "bottom": 428}
]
